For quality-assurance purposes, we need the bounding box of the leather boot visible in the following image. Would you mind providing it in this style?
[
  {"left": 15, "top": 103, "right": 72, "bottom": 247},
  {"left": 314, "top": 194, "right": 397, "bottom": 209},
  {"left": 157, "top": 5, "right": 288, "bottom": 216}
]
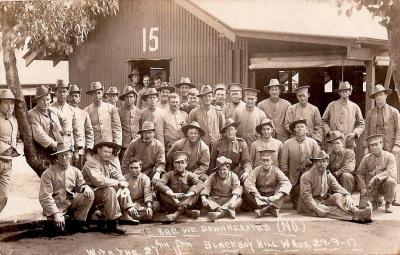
[
  {"left": 165, "top": 211, "right": 181, "bottom": 222},
  {"left": 105, "top": 221, "right": 126, "bottom": 235},
  {"left": 354, "top": 202, "right": 372, "bottom": 221},
  {"left": 254, "top": 207, "right": 269, "bottom": 218},
  {"left": 385, "top": 201, "right": 393, "bottom": 213},
  {"left": 208, "top": 211, "right": 223, "bottom": 222},
  {"left": 185, "top": 209, "right": 200, "bottom": 219}
]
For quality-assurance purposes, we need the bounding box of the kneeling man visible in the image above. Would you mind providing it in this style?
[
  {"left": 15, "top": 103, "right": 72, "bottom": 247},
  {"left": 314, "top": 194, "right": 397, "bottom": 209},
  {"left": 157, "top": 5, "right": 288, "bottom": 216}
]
[
  {"left": 298, "top": 150, "right": 372, "bottom": 221},
  {"left": 155, "top": 151, "right": 204, "bottom": 222},
  {"left": 244, "top": 149, "right": 292, "bottom": 217},
  {"left": 201, "top": 156, "right": 243, "bottom": 221},
  {"left": 39, "top": 142, "right": 94, "bottom": 233}
]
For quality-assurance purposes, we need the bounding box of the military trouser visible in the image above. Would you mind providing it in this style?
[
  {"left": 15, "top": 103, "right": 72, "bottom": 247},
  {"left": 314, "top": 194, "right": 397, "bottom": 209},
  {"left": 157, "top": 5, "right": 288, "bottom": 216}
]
[
  {"left": 159, "top": 193, "right": 200, "bottom": 213},
  {"left": 47, "top": 193, "right": 94, "bottom": 222},
  {"left": 0, "top": 158, "right": 12, "bottom": 214},
  {"left": 333, "top": 172, "right": 355, "bottom": 194},
  {"left": 126, "top": 199, "right": 161, "bottom": 220},
  {"left": 92, "top": 186, "right": 134, "bottom": 221},
  {"left": 203, "top": 195, "right": 242, "bottom": 215},
  {"left": 242, "top": 189, "right": 285, "bottom": 211},
  {"left": 309, "top": 193, "right": 356, "bottom": 220},
  {"left": 359, "top": 177, "right": 396, "bottom": 209}
]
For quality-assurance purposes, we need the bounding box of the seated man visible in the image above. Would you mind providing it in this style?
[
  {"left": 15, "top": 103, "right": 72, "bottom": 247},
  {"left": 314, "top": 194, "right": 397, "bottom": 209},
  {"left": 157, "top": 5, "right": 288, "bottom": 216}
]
[
  {"left": 201, "top": 156, "right": 243, "bottom": 221},
  {"left": 244, "top": 149, "right": 292, "bottom": 218},
  {"left": 124, "top": 159, "right": 160, "bottom": 221},
  {"left": 39, "top": 143, "right": 94, "bottom": 234},
  {"left": 155, "top": 151, "right": 204, "bottom": 222},
  {"left": 298, "top": 150, "right": 372, "bottom": 221},
  {"left": 356, "top": 134, "right": 399, "bottom": 213},
  {"left": 326, "top": 131, "right": 356, "bottom": 193},
  {"left": 167, "top": 121, "right": 210, "bottom": 181},
  {"left": 82, "top": 139, "right": 138, "bottom": 234}
]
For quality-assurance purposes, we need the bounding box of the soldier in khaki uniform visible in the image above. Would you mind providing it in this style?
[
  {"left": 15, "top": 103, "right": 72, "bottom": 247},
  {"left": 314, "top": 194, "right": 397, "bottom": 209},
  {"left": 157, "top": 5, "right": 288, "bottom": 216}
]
[
  {"left": 210, "top": 118, "right": 252, "bottom": 181},
  {"left": 136, "top": 75, "right": 153, "bottom": 110},
  {"left": 180, "top": 88, "right": 199, "bottom": 115},
  {"left": 224, "top": 83, "right": 246, "bottom": 119},
  {"left": 201, "top": 156, "right": 242, "bottom": 221},
  {"left": 39, "top": 143, "right": 94, "bottom": 234},
  {"left": 139, "top": 88, "right": 164, "bottom": 136},
  {"left": 356, "top": 134, "right": 399, "bottom": 213},
  {"left": 213, "top": 83, "right": 227, "bottom": 112},
  {"left": 176, "top": 77, "right": 196, "bottom": 108},
  {"left": 326, "top": 131, "right": 356, "bottom": 193},
  {"left": 104, "top": 87, "right": 119, "bottom": 107},
  {"left": 128, "top": 69, "right": 143, "bottom": 92},
  {"left": 0, "top": 89, "right": 23, "bottom": 214},
  {"left": 298, "top": 150, "right": 372, "bottom": 222},
  {"left": 67, "top": 85, "right": 94, "bottom": 169},
  {"left": 155, "top": 151, "right": 204, "bottom": 222},
  {"left": 244, "top": 149, "right": 291, "bottom": 218},
  {"left": 118, "top": 86, "right": 141, "bottom": 162},
  {"left": 156, "top": 82, "right": 175, "bottom": 111}
]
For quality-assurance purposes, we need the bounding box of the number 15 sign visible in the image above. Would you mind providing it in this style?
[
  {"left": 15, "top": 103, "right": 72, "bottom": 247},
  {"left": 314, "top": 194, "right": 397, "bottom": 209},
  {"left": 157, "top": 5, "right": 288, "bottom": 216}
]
[{"left": 143, "top": 27, "right": 159, "bottom": 52}]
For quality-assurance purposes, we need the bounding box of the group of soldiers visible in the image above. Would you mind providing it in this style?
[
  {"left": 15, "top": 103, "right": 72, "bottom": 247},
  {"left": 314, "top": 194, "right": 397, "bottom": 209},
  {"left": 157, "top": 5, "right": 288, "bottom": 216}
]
[{"left": 0, "top": 69, "right": 399, "bottom": 235}]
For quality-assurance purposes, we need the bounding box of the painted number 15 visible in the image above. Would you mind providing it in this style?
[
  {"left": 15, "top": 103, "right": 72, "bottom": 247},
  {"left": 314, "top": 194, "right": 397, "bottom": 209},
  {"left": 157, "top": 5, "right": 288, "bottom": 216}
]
[{"left": 143, "top": 27, "right": 159, "bottom": 52}]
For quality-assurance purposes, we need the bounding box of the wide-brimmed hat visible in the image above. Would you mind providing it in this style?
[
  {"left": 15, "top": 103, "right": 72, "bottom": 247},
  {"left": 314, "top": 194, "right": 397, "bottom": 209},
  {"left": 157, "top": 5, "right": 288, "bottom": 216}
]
[
  {"left": 172, "top": 151, "right": 189, "bottom": 162},
  {"left": 93, "top": 138, "right": 120, "bottom": 153},
  {"left": 310, "top": 150, "right": 329, "bottom": 162},
  {"left": 54, "top": 79, "right": 69, "bottom": 91},
  {"left": 181, "top": 121, "right": 205, "bottom": 137},
  {"left": 68, "top": 84, "right": 81, "bottom": 94},
  {"left": 128, "top": 69, "right": 140, "bottom": 80},
  {"left": 213, "top": 156, "right": 232, "bottom": 171},
  {"left": 258, "top": 149, "right": 276, "bottom": 159},
  {"left": 119, "top": 85, "right": 138, "bottom": 100},
  {"left": 0, "top": 89, "right": 21, "bottom": 102},
  {"left": 255, "top": 119, "right": 275, "bottom": 134},
  {"left": 227, "top": 83, "right": 243, "bottom": 92},
  {"left": 175, "top": 77, "right": 196, "bottom": 88},
  {"left": 335, "top": 81, "right": 352, "bottom": 93},
  {"left": 365, "top": 134, "right": 384, "bottom": 145},
  {"left": 294, "top": 85, "right": 310, "bottom": 94},
  {"left": 243, "top": 88, "right": 260, "bottom": 97},
  {"left": 220, "top": 118, "right": 240, "bottom": 133},
  {"left": 369, "top": 84, "right": 392, "bottom": 99},
  {"left": 214, "top": 83, "right": 226, "bottom": 93},
  {"left": 289, "top": 118, "right": 307, "bottom": 131},
  {"left": 142, "top": 87, "right": 159, "bottom": 101},
  {"left": 264, "top": 79, "right": 285, "bottom": 92},
  {"left": 197, "top": 85, "right": 213, "bottom": 97},
  {"left": 138, "top": 121, "right": 155, "bottom": 133},
  {"left": 157, "top": 82, "right": 176, "bottom": 93},
  {"left": 50, "top": 142, "right": 73, "bottom": 156},
  {"left": 33, "top": 85, "right": 51, "bottom": 102},
  {"left": 86, "top": 81, "right": 103, "bottom": 95},
  {"left": 325, "top": 130, "right": 344, "bottom": 143},
  {"left": 104, "top": 87, "right": 119, "bottom": 96}
]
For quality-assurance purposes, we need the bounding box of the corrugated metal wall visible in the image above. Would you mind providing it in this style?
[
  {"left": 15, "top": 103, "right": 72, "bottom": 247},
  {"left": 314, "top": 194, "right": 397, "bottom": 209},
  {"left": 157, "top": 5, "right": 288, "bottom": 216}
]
[{"left": 69, "top": 0, "right": 248, "bottom": 107}]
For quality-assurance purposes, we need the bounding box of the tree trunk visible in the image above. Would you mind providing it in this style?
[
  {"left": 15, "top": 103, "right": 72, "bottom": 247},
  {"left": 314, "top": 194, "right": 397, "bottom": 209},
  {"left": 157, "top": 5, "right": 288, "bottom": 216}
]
[
  {"left": 2, "top": 26, "right": 48, "bottom": 177},
  {"left": 388, "top": 1, "right": 400, "bottom": 100}
]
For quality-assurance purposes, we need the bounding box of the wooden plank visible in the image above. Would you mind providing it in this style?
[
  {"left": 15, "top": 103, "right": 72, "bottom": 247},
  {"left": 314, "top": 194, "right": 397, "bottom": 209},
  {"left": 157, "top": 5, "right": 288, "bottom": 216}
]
[
  {"left": 251, "top": 49, "right": 346, "bottom": 58},
  {"left": 384, "top": 60, "right": 394, "bottom": 89},
  {"left": 347, "top": 47, "right": 375, "bottom": 61},
  {"left": 365, "top": 60, "right": 375, "bottom": 113}
]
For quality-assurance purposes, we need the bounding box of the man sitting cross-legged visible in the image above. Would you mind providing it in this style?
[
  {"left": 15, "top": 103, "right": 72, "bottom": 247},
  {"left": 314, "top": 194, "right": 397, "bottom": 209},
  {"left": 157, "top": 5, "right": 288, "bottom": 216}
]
[
  {"left": 200, "top": 156, "right": 243, "bottom": 221},
  {"left": 155, "top": 151, "right": 204, "bottom": 222},
  {"left": 244, "top": 149, "right": 292, "bottom": 218}
]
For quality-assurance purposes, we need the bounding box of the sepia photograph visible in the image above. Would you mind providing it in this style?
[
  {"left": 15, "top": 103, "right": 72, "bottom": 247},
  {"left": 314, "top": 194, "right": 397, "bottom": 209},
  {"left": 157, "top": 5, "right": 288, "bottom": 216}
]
[{"left": 0, "top": 0, "right": 400, "bottom": 254}]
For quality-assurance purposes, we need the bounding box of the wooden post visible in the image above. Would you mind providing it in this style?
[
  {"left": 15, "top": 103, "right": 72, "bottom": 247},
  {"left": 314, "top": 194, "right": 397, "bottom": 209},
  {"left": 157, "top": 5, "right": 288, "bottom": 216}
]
[{"left": 365, "top": 60, "right": 375, "bottom": 113}]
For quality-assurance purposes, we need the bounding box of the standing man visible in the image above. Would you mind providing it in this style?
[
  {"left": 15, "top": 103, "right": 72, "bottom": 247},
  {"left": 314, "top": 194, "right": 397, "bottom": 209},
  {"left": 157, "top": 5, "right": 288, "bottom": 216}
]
[
  {"left": 189, "top": 85, "right": 225, "bottom": 148},
  {"left": 201, "top": 156, "right": 242, "bottom": 221},
  {"left": 39, "top": 142, "right": 94, "bottom": 234},
  {"left": 326, "top": 131, "right": 356, "bottom": 193},
  {"left": 136, "top": 75, "right": 153, "bottom": 109},
  {"left": 104, "top": 87, "right": 119, "bottom": 107},
  {"left": 167, "top": 122, "right": 210, "bottom": 181},
  {"left": 0, "top": 89, "right": 23, "bottom": 214},
  {"left": 175, "top": 77, "right": 196, "bottom": 107},
  {"left": 233, "top": 88, "right": 267, "bottom": 145},
  {"left": 67, "top": 85, "right": 94, "bottom": 169},
  {"left": 155, "top": 151, "right": 204, "bottom": 222},
  {"left": 284, "top": 85, "right": 323, "bottom": 145},
  {"left": 322, "top": 81, "right": 364, "bottom": 150},
  {"left": 180, "top": 88, "right": 199, "bottom": 115},
  {"left": 213, "top": 83, "right": 227, "bottom": 112},
  {"left": 121, "top": 121, "right": 165, "bottom": 181},
  {"left": 224, "top": 83, "right": 246, "bottom": 119},
  {"left": 118, "top": 86, "right": 141, "bottom": 162},
  {"left": 128, "top": 69, "right": 143, "bottom": 92},
  {"left": 281, "top": 118, "right": 319, "bottom": 209},
  {"left": 244, "top": 149, "right": 292, "bottom": 217},
  {"left": 157, "top": 82, "right": 175, "bottom": 111},
  {"left": 356, "top": 134, "right": 399, "bottom": 213},
  {"left": 139, "top": 87, "right": 163, "bottom": 131},
  {"left": 157, "top": 93, "right": 188, "bottom": 152},
  {"left": 84, "top": 82, "right": 122, "bottom": 170},
  {"left": 298, "top": 150, "right": 372, "bottom": 221},
  {"left": 51, "top": 80, "right": 84, "bottom": 162},
  {"left": 257, "top": 79, "right": 291, "bottom": 143}
]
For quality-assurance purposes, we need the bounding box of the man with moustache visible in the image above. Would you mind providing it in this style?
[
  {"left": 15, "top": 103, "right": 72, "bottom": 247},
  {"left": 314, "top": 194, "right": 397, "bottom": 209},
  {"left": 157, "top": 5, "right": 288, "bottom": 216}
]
[
  {"left": 67, "top": 85, "right": 94, "bottom": 169},
  {"left": 167, "top": 122, "right": 210, "bottom": 181},
  {"left": 201, "top": 156, "right": 242, "bottom": 221},
  {"left": 224, "top": 83, "right": 246, "bottom": 119},
  {"left": 156, "top": 82, "right": 175, "bottom": 111},
  {"left": 121, "top": 121, "right": 165, "bottom": 182},
  {"left": 0, "top": 89, "right": 23, "bottom": 214}
]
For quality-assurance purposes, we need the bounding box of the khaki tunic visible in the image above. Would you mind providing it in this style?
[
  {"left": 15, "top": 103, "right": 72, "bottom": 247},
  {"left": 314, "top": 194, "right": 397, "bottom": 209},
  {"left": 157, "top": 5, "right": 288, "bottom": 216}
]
[
  {"left": 233, "top": 106, "right": 267, "bottom": 145},
  {"left": 322, "top": 99, "right": 365, "bottom": 139},
  {"left": 364, "top": 104, "right": 400, "bottom": 152},
  {"left": 249, "top": 138, "right": 282, "bottom": 168},
  {"left": 0, "top": 113, "right": 22, "bottom": 159},
  {"left": 328, "top": 149, "right": 356, "bottom": 176},
  {"left": 124, "top": 172, "right": 152, "bottom": 203},
  {"left": 257, "top": 98, "right": 291, "bottom": 142},
  {"left": 139, "top": 107, "right": 164, "bottom": 142},
  {"left": 73, "top": 106, "right": 94, "bottom": 155},
  {"left": 156, "top": 109, "right": 188, "bottom": 151},
  {"left": 155, "top": 170, "right": 204, "bottom": 195},
  {"left": 118, "top": 105, "right": 141, "bottom": 149},
  {"left": 284, "top": 103, "right": 323, "bottom": 143},
  {"left": 223, "top": 100, "right": 246, "bottom": 119}
]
